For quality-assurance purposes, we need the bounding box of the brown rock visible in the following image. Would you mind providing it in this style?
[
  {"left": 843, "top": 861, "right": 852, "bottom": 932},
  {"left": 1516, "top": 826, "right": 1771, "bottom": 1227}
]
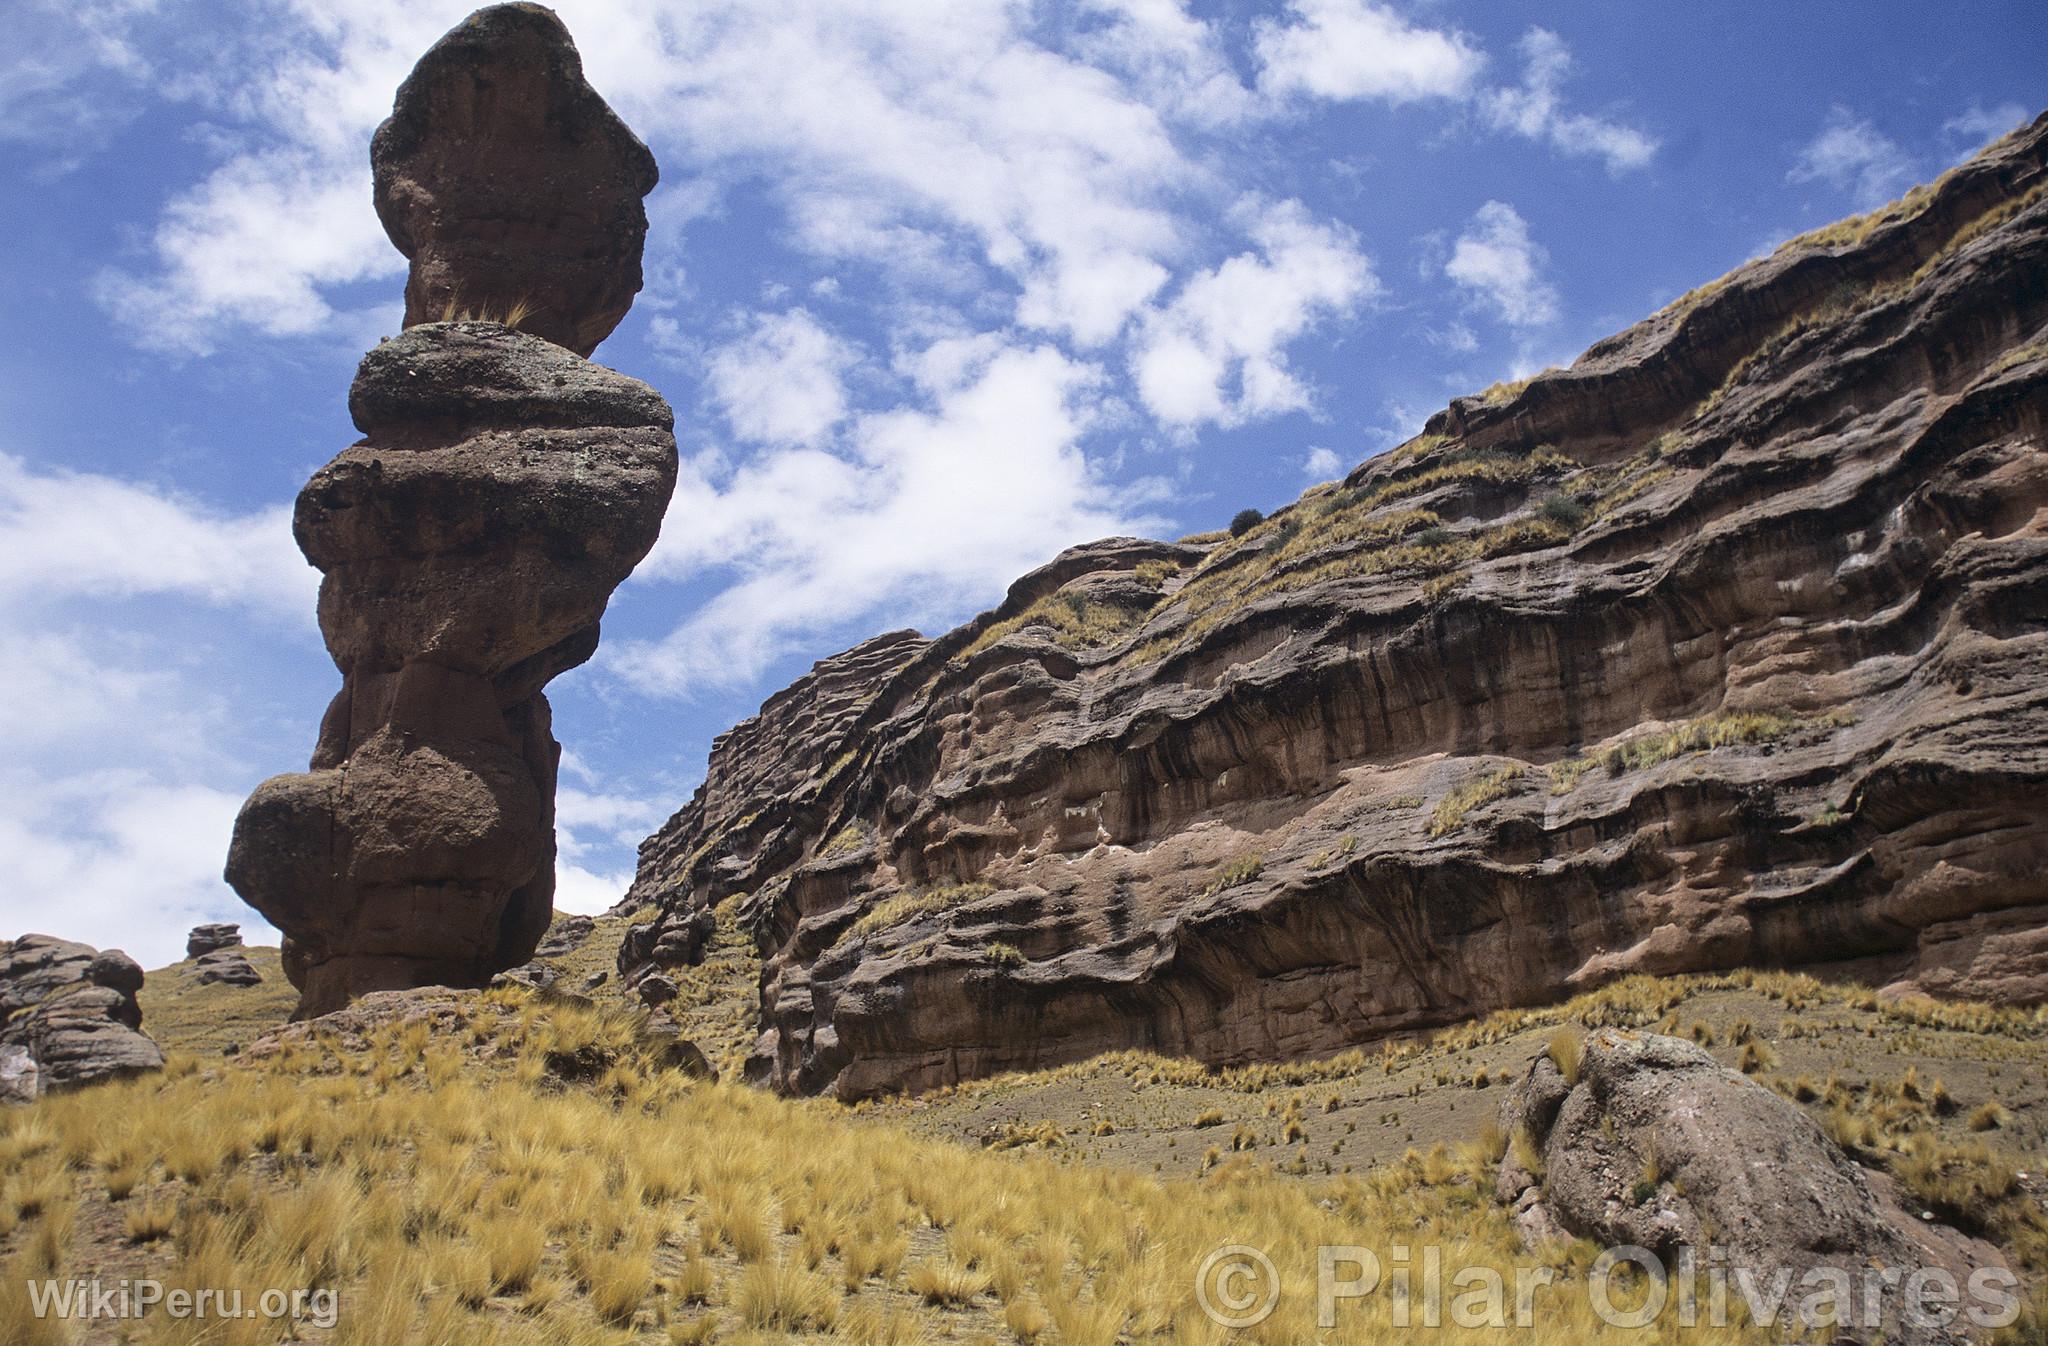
[
  {"left": 623, "top": 114, "right": 2048, "bottom": 1099},
  {"left": 185, "top": 922, "right": 244, "bottom": 958},
  {"left": 226, "top": 7, "right": 677, "bottom": 1020},
  {"left": 372, "top": 4, "right": 658, "bottom": 356}
]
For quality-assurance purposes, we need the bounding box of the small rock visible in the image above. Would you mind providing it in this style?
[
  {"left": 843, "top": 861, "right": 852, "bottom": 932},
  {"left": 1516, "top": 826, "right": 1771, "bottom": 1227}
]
[
  {"left": 193, "top": 949, "right": 263, "bottom": 987},
  {"left": 0, "top": 1044, "right": 38, "bottom": 1105},
  {"left": 185, "top": 923, "right": 244, "bottom": 959},
  {"left": 635, "top": 973, "right": 678, "bottom": 1008},
  {"left": 580, "top": 970, "right": 608, "bottom": 990}
]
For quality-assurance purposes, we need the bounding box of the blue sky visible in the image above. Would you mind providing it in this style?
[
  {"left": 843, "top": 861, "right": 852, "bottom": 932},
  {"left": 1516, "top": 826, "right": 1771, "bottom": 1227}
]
[{"left": 1, "top": 0, "right": 2041, "bottom": 966}]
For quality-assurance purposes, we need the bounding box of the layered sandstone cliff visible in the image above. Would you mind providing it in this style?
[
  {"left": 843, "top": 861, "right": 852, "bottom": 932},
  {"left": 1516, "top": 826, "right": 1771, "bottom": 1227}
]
[
  {"left": 228, "top": 6, "right": 676, "bottom": 1017},
  {"left": 626, "top": 113, "right": 2048, "bottom": 1099}
]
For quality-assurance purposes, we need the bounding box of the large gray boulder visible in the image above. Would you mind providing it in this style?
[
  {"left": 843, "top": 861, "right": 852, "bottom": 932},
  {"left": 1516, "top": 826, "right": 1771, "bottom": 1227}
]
[
  {"left": 0, "top": 935, "right": 163, "bottom": 1095},
  {"left": 1497, "top": 1029, "right": 2005, "bottom": 1345}
]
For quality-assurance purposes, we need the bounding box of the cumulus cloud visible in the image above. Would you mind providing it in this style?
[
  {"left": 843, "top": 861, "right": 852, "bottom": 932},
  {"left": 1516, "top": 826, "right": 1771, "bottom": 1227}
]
[
  {"left": 706, "top": 308, "right": 858, "bottom": 447},
  {"left": 613, "top": 336, "right": 1147, "bottom": 693},
  {"left": 1303, "top": 445, "right": 1343, "bottom": 479},
  {"left": 1444, "top": 200, "right": 1558, "bottom": 329},
  {"left": 1131, "top": 198, "right": 1375, "bottom": 429},
  {"left": 0, "top": 452, "right": 314, "bottom": 618},
  {"left": 1789, "top": 107, "right": 1917, "bottom": 209},
  {"left": 1478, "top": 28, "right": 1656, "bottom": 174},
  {"left": 1253, "top": 0, "right": 1482, "bottom": 105}
]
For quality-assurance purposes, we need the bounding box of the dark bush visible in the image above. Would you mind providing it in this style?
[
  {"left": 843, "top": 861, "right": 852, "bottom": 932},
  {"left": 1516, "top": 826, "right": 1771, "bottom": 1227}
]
[{"left": 1229, "top": 507, "right": 1265, "bottom": 537}]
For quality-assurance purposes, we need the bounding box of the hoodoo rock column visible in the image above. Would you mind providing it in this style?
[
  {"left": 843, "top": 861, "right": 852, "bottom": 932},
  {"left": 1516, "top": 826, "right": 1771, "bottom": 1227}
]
[{"left": 227, "top": 4, "right": 676, "bottom": 1017}]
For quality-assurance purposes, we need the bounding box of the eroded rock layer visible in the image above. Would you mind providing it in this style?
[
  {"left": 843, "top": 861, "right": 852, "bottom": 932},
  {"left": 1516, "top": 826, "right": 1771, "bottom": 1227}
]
[
  {"left": 626, "top": 114, "right": 2048, "bottom": 1099},
  {"left": 228, "top": 6, "right": 676, "bottom": 1018}
]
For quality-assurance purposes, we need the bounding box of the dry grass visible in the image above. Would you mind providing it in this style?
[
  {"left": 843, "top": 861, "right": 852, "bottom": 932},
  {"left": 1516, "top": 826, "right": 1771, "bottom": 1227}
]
[
  {"left": 1428, "top": 764, "right": 1527, "bottom": 837},
  {"left": 844, "top": 882, "right": 997, "bottom": 943}
]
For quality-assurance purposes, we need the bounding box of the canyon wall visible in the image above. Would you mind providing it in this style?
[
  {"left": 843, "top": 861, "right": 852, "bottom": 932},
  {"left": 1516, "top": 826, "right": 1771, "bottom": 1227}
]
[{"left": 625, "top": 114, "right": 2048, "bottom": 1099}]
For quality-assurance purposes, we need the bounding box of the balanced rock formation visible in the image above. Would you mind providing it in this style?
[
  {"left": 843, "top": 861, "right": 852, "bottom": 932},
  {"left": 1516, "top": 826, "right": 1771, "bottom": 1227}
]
[
  {"left": 373, "top": 3, "right": 658, "bottom": 357},
  {"left": 194, "top": 948, "right": 263, "bottom": 987},
  {"left": 185, "top": 922, "right": 243, "bottom": 959},
  {"left": 0, "top": 935, "right": 163, "bottom": 1096},
  {"left": 228, "top": 6, "right": 676, "bottom": 1018},
  {"left": 1496, "top": 1030, "right": 2005, "bottom": 1344},
  {"left": 624, "top": 114, "right": 2048, "bottom": 1098}
]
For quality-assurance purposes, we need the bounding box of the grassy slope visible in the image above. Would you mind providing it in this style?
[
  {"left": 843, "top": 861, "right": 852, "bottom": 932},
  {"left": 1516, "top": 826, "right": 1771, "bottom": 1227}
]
[{"left": 4, "top": 917, "right": 2036, "bottom": 1344}]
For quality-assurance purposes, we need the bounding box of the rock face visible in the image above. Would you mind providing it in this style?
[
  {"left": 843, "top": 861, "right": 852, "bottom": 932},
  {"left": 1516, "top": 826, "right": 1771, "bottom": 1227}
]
[
  {"left": 622, "top": 115, "right": 2048, "bottom": 1100},
  {"left": 372, "top": 3, "right": 658, "bottom": 357},
  {"left": 1496, "top": 1030, "right": 2002, "bottom": 1344},
  {"left": 185, "top": 922, "right": 243, "bottom": 959},
  {"left": 193, "top": 949, "right": 263, "bottom": 987},
  {"left": 0, "top": 935, "right": 163, "bottom": 1095},
  {"left": 227, "top": 7, "right": 676, "bottom": 1018}
]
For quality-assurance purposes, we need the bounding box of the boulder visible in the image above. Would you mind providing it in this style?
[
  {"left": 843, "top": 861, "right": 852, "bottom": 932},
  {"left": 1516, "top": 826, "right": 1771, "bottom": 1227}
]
[
  {"left": 0, "top": 935, "right": 163, "bottom": 1091},
  {"left": 193, "top": 949, "right": 263, "bottom": 987},
  {"left": 1496, "top": 1029, "right": 2005, "bottom": 1345},
  {"left": 0, "top": 1045, "right": 37, "bottom": 1106},
  {"left": 536, "top": 912, "right": 595, "bottom": 959},
  {"left": 185, "top": 922, "right": 244, "bottom": 958},
  {"left": 372, "top": 3, "right": 658, "bottom": 356}
]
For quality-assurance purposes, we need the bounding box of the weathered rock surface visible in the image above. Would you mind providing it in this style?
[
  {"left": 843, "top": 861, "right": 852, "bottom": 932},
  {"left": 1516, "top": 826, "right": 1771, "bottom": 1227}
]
[
  {"left": 185, "top": 922, "right": 244, "bottom": 958},
  {"left": 1497, "top": 1030, "right": 2004, "bottom": 1344},
  {"left": 373, "top": 4, "right": 658, "bottom": 357},
  {"left": 0, "top": 934, "right": 163, "bottom": 1094},
  {"left": 227, "top": 9, "right": 677, "bottom": 1019},
  {"left": 193, "top": 948, "right": 263, "bottom": 987},
  {"left": 625, "top": 115, "right": 2048, "bottom": 1099},
  {"left": 536, "top": 912, "right": 595, "bottom": 959}
]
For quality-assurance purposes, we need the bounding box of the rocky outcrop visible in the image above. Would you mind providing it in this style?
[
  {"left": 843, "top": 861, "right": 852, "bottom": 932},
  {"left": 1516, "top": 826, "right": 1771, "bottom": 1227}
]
[
  {"left": 372, "top": 3, "right": 658, "bottom": 357},
  {"left": 227, "top": 6, "right": 676, "bottom": 1018},
  {"left": 1496, "top": 1030, "right": 2004, "bottom": 1345},
  {"left": 185, "top": 923, "right": 243, "bottom": 959},
  {"left": 193, "top": 949, "right": 263, "bottom": 987},
  {"left": 0, "top": 935, "right": 163, "bottom": 1095},
  {"left": 623, "top": 114, "right": 2048, "bottom": 1100}
]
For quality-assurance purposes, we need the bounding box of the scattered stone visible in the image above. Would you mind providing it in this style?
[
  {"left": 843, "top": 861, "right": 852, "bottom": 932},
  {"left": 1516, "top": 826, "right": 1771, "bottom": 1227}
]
[
  {"left": 580, "top": 970, "right": 608, "bottom": 991},
  {"left": 536, "top": 913, "right": 595, "bottom": 960},
  {"left": 185, "top": 923, "right": 244, "bottom": 959},
  {"left": 491, "top": 963, "right": 560, "bottom": 995},
  {"left": 635, "top": 973, "right": 678, "bottom": 1009}
]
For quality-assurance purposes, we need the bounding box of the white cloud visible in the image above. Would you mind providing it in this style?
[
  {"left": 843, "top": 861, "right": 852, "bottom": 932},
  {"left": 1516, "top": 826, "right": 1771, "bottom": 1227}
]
[
  {"left": 1303, "top": 446, "right": 1342, "bottom": 479},
  {"left": 613, "top": 337, "right": 1146, "bottom": 693},
  {"left": 706, "top": 308, "right": 858, "bottom": 447},
  {"left": 1132, "top": 198, "right": 1375, "bottom": 429},
  {"left": 1789, "top": 107, "right": 1917, "bottom": 209},
  {"left": 1444, "top": 200, "right": 1558, "bottom": 329},
  {"left": 0, "top": 769, "right": 279, "bottom": 968},
  {"left": 1944, "top": 101, "right": 2028, "bottom": 150},
  {"left": 1478, "top": 28, "right": 1655, "bottom": 174},
  {"left": 0, "top": 453, "right": 315, "bottom": 617},
  {"left": 1253, "top": 0, "right": 1482, "bottom": 105}
]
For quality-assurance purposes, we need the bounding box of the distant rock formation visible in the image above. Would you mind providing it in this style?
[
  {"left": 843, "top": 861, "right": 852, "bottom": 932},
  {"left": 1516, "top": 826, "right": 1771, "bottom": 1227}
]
[
  {"left": 185, "top": 922, "right": 243, "bottom": 959},
  {"left": 194, "top": 949, "right": 263, "bottom": 987},
  {"left": 372, "top": 3, "right": 658, "bottom": 357},
  {"left": 624, "top": 114, "right": 2048, "bottom": 1099},
  {"left": 227, "top": 5, "right": 676, "bottom": 1018},
  {"left": 1497, "top": 1030, "right": 2005, "bottom": 1345},
  {"left": 0, "top": 934, "right": 163, "bottom": 1097}
]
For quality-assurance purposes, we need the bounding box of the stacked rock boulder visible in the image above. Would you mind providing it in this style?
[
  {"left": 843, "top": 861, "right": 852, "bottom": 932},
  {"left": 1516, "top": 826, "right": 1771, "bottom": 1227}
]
[
  {"left": 0, "top": 934, "right": 164, "bottom": 1098},
  {"left": 184, "top": 922, "right": 262, "bottom": 985},
  {"left": 226, "top": 4, "right": 676, "bottom": 1018}
]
